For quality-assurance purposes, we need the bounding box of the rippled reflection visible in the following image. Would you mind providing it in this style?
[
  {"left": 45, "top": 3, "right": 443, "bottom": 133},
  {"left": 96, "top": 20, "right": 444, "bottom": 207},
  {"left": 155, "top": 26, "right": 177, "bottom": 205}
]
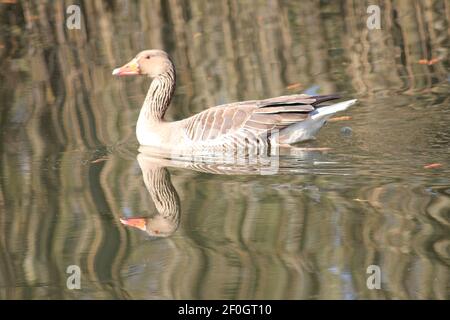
[
  {"left": 120, "top": 148, "right": 337, "bottom": 238},
  {"left": 0, "top": 0, "right": 449, "bottom": 299},
  {"left": 117, "top": 149, "right": 450, "bottom": 299}
]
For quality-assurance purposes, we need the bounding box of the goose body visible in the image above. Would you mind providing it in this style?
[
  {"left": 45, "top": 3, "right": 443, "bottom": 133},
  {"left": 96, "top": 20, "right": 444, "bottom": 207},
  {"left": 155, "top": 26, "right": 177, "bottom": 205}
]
[{"left": 113, "top": 50, "right": 356, "bottom": 154}]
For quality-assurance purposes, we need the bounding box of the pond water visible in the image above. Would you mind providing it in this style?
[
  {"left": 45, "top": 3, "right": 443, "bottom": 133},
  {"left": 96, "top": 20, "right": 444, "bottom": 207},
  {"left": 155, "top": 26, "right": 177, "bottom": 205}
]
[{"left": 0, "top": 1, "right": 449, "bottom": 299}]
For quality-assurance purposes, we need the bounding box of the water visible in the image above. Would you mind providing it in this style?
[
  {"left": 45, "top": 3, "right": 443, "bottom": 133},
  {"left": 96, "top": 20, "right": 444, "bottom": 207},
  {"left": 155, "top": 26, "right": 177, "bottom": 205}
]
[{"left": 0, "top": 1, "right": 449, "bottom": 299}]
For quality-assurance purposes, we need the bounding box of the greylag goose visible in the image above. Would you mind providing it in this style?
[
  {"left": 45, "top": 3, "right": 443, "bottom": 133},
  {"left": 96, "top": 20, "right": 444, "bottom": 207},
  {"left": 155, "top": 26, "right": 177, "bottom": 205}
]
[{"left": 113, "top": 50, "right": 356, "bottom": 153}]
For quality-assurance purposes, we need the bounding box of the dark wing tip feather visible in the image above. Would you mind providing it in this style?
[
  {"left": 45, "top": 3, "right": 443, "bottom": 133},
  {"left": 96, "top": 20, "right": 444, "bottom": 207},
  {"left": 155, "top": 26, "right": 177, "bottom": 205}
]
[
  {"left": 310, "top": 94, "right": 341, "bottom": 106},
  {"left": 258, "top": 94, "right": 341, "bottom": 109}
]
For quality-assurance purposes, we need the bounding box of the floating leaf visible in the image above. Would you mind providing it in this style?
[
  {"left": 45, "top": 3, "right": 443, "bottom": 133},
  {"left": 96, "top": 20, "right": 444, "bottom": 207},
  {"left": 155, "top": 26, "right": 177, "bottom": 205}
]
[
  {"left": 286, "top": 82, "right": 302, "bottom": 90},
  {"left": 418, "top": 58, "right": 440, "bottom": 65},
  {"left": 423, "top": 163, "right": 443, "bottom": 169},
  {"left": 329, "top": 116, "right": 352, "bottom": 122},
  {"left": 427, "top": 58, "right": 440, "bottom": 65}
]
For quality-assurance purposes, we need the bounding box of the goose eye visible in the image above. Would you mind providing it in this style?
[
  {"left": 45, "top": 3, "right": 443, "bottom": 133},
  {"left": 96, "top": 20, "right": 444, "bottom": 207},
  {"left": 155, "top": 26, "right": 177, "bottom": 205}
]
[{"left": 145, "top": 56, "right": 150, "bottom": 59}]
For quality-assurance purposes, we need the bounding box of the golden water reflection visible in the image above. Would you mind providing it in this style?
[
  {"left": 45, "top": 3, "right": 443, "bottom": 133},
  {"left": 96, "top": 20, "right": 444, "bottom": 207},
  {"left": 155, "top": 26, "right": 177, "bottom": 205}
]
[{"left": 0, "top": 0, "right": 449, "bottom": 299}]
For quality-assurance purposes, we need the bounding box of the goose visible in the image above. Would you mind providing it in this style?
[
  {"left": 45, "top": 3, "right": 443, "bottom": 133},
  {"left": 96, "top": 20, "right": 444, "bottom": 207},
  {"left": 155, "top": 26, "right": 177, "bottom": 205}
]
[{"left": 112, "top": 50, "right": 356, "bottom": 154}]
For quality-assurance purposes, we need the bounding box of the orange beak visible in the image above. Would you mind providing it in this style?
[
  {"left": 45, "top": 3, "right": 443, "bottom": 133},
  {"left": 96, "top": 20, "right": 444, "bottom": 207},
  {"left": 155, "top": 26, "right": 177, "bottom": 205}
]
[
  {"left": 112, "top": 58, "right": 140, "bottom": 76},
  {"left": 120, "top": 217, "right": 147, "bottom": 231}
]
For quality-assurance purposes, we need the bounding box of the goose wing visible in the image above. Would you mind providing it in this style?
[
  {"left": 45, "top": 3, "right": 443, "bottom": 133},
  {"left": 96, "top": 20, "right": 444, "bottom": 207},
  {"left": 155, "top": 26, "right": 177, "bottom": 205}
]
[{"left": 182, "top": 94, "right": 340, "bottom": 143}]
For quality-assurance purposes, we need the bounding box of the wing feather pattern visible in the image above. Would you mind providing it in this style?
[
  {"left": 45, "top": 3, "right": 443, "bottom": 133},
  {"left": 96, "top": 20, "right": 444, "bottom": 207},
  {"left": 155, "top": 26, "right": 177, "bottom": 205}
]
[{"left": 182, "top": 94, "right": 340, "bottom": 146}]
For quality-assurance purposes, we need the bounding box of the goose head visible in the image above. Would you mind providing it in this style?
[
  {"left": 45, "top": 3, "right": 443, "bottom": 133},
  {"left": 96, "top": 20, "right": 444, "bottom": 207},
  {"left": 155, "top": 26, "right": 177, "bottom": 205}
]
[
  {"left": 120, "top": 215, "right": 178, "bottom": 238},
  {"left": 112, "top": 49, "right": 173, "bottom": 78}
]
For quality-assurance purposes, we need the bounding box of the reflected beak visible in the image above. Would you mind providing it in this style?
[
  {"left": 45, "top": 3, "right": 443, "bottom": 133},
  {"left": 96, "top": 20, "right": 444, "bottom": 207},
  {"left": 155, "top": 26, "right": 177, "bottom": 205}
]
[
  {"left": 112, "top": 58, "right": 140, "bottom": 76},
  {"left": 120, "top": 217, "right": 147, "bottom": 231}
]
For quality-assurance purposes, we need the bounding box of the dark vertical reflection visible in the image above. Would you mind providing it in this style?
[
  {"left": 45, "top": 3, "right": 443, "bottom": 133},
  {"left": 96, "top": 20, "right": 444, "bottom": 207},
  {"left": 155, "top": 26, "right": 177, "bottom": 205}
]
[{"left": 0, "top": 0, "right": 448, "bottom": 299}]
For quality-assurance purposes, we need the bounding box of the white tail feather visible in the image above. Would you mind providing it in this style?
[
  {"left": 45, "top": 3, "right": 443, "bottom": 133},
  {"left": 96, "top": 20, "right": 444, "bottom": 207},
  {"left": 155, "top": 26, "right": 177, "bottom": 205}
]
[
  {"left": 310, "top": 99, "right": 357, "bottom": 120},
  {"left": 276, "top": 99, "right": 357, "bottom": 144}
]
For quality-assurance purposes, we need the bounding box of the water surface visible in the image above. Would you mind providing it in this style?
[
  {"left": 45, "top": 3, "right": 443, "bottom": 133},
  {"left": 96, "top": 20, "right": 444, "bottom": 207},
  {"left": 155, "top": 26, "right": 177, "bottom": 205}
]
[{"left": 0, "top": 1, "right": 449, "bottom": 299}]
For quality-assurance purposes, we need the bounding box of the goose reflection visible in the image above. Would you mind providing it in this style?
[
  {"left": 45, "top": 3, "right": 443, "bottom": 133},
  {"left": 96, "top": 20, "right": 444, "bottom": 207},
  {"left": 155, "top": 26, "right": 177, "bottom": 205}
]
[
  {"left": 120, "top": 153, "right": 181, "bottom": 237},
  {"left": 120, "top": 146, "right": 330, "bottom": 237}
]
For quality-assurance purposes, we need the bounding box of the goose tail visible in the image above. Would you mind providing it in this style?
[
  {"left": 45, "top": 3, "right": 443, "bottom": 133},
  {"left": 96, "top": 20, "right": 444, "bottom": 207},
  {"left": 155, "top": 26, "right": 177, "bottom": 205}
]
[
  {"left": 310, "top": 99, "right": 357, "bottom": 120},
  {"left": 276, "top": 99, "right": 357, "bottom": 145}
]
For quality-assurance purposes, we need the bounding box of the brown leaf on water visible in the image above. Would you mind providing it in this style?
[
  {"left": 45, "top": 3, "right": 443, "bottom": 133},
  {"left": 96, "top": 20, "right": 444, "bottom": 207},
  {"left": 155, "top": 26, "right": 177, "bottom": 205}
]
[
  {"left": 427, "top": 58, "right": 440, "bottom": 65},
  {"left": 91, "top": 157, "right": 109, "bottom": 164},
  {"left": 328, "top": 116, "right": 352, "bottom": 122},
  {"left": 286, "top": 82, "right": 302, "bottom": 91},
  {"left": 423, "top": 163, "right": 443, "bottom": 169},
  {"left": 418, "top": 58, "right": 440, "bottom": 65}
]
